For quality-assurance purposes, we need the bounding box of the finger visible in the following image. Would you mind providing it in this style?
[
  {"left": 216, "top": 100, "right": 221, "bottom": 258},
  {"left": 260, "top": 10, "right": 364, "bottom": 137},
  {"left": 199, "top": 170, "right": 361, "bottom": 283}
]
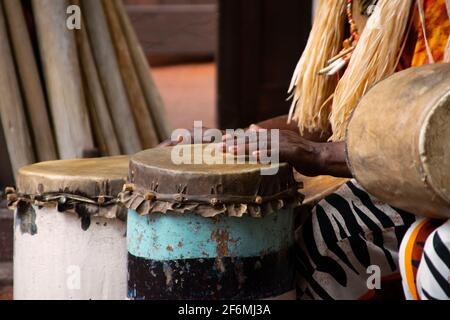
[
  {"left": 252, "top": 150, "right": 261, "bottom": 161},
  {"left": 157, "top": 140, "right": 173, "bottom": 148},
  {"left": 248, "top": 124, "right": 263, "bottom": 132},
  {"left": 221, "top": 130, "right": 272, "bottom": 152},
  {"left": 219, "top": 141, "right": 238, "bottom": 153},
  {"left": 222, "top": 129, "right": 265, "bottom": 144},
  {"left": 252, "top": 149, "right": 277, "bottom": 162},
  {"left": 221, "top": 133, "right": 233, "bottom": 142},
  {"left": 175, "top": 134, "right": 192, "bottom": 145},
  {"left": 220, "top": 134, "right": 241, "bottom": 152},
  {"left": 233, "top": 138, "right": 273, "bottom": 150},
  {"left": 217, "top": 142, "right": 227, "bottom": 152},
  {"left": 228, "top": 142, "right": 262, "bottom": 155},
  {"left": 201, "top": 135, "right": 214, "bottom": 143},
  {"left": 228, "top": 144, "right": 248, "bottom": 155}
]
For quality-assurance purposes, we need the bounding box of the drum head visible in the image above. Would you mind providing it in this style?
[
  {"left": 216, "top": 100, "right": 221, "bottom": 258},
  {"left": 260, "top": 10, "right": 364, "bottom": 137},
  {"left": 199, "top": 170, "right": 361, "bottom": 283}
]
[
  {"left": 17, "top": 156, "right": 129, "bottom": 197},
  {"left": 122, "top": 145, "right": 303, "bottom": 218},
  {"left": 420, "top": 90, "right": 450, "bottom": 206},
  {"left": 347, "top": 63, "right": 450, "bottom": 218}
]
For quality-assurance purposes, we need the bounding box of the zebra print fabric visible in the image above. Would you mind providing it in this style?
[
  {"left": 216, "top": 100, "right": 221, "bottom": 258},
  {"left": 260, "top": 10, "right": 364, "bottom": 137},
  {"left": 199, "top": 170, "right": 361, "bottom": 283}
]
[{"left": 295, "top": 180, "right": 416, "bottom": 300}]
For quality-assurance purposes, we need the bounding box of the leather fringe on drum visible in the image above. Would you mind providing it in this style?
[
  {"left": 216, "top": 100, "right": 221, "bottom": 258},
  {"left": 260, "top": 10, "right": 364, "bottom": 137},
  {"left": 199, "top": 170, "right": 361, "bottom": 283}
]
[
  {"left": 119, "top": 185, "right": 304, "bottom": 218},
  {"left": 5, "top": 187, "right": 127, "bottom": 223}
]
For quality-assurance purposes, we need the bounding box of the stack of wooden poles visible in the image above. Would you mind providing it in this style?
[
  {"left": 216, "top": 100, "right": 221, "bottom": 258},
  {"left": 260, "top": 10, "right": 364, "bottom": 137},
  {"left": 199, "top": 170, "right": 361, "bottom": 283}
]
[{"left": 0, "top": 0, "right": 171, "bottom": 181}]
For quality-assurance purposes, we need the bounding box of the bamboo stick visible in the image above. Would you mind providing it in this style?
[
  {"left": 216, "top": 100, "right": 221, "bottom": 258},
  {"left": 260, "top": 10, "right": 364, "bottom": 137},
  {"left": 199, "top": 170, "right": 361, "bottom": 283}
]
[
  {"left": 0, "top": 3, "right": 35, "bottom": 179},
  {"left": 3, "top": 0, "right": 57, "bottom": 162},
  {"left": 103, "top": 0, "right": 159, "bottom": 148},
  {"left": 81, "top": 0, "right": 142, "bottom": 154},
  {"left": 74, "top": 0, "right": 121, "bottom": 156},
  {"left": 113, "top": 0, "right": 172, "bottom": 141},
  {"left": 32, "top": 0, "right": 94, "bottom": 159}
]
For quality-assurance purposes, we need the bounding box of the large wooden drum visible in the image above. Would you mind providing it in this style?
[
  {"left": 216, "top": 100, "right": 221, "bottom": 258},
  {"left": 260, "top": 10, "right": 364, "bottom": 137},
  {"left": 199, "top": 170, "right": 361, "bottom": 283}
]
[
  {"left": 9, "top": 156, "right": 129, "bottom": 300},
  {"left": 121, "top": 146, "right": 303, "bottom": 300},
  {"left": 347, "top": 63, "right": 450, "bottom": 219}
]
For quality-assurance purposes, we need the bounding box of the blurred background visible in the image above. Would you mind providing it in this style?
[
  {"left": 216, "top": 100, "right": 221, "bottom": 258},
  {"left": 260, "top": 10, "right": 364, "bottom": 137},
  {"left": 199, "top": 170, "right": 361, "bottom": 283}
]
[{"left": 0, "top": 0, "right": 313, "bottom": 299}]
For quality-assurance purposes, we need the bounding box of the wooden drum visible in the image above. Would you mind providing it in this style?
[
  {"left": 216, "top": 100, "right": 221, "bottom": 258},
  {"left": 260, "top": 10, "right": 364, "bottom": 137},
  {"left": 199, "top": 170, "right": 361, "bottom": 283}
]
[
  {"left": 121, "top": 146, "right": 303, "bottom": 300},
  {"left": 347, "top": 63, "right": 450, "bottom": 219},
  {"left": 9, "top": 156, "right": 129, "bottom": 300}
]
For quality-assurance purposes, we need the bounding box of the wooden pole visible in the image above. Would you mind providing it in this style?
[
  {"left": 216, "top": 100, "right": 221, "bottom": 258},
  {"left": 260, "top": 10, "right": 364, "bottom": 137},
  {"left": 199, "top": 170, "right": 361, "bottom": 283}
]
[
  {"left": 74, "top": 0, "right": 121, "bottom": 156},
  {"left": 82, "top": 75, "right": 109, "bottom": 157},
  {"left": 0, "top": 3, "right": 35, "bottom": 179},
  {"left": 32, "top": 0, "right": 94, "bottom": 159},
  {"left": 81, "top": 0, "right": 142, "bottom": 154},
  {"left": 0, "top": 121, "right": 15, "bottom": 187},
  {"left": 3, "top": 0, "right": 57, "bottom": 162},
  {"left": 103, "top": 0, "right": 159, "bottom": 148},
  {"left": 113, "top": 0, "right": 172, "bottom": 141}
]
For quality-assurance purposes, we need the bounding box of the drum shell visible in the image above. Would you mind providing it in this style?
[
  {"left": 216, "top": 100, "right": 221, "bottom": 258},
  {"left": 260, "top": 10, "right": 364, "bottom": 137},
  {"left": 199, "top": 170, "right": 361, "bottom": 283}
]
[
  {"left": 347, "top": 64, "right": 450, "bottom": 219},
  {"left": 123, "top": 146, "right": 302, "bottom": 300},
  {"left": 14, "top": 206, "right": 127, "bottom": 300},
  {"left": 127, "top": 209, "right": 297, "bottom": 300},
  {"left": 12, "top": 156, "right": 129, "bottom": 300}
]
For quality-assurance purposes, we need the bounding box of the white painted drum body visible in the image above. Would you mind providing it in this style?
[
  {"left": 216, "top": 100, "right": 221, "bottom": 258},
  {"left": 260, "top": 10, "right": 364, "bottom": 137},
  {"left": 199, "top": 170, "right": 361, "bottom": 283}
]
[
  {"left": 14, "top": 207, "right": 127, "bottom": 300},
  {"left": 11, "top": 156, "right": 129, "bottom": 300}
]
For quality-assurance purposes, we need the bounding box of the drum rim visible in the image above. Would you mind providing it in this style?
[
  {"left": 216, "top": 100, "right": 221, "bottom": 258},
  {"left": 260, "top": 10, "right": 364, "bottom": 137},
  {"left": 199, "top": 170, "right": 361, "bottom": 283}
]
[
  {"left": 130, "top": 144, "right": 290, "bottom": 176},
  {"left": 345, "top": 64, "right": 450, "bottom": 219},
  {"left": 16, "top": 156, "right": 129, "bottom": 195},
  {"left": 419, "top": 89, "right": 450, "bottom": 207},
  {"left": 123, "top": 146, "right": 304, "bottom": 218}
]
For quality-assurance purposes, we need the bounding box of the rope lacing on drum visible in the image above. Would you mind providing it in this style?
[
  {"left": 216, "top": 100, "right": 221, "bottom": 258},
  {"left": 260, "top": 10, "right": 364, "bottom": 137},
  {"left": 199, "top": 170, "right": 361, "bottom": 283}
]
[{"left": 4, "top": 186, "right": 119, "bottom": 208}]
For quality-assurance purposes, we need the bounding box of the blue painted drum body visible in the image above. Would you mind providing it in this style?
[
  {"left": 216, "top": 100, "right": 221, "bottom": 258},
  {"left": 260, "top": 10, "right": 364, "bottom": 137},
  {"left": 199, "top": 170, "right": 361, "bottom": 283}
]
[
  {"left": 128, "top": 209, "right": 295, "bottom": 299},
  {"left": 121, "top": 146, "right": 303, "bottom": 300}
]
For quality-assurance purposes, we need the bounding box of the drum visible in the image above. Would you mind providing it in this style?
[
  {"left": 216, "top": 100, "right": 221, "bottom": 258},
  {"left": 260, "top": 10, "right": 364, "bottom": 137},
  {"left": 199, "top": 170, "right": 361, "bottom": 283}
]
[
  {"left": 295, "top": 173, "right": 349, "bottom": 206},
  {"left": 347, "top": 63, "right": 450, "bottom": 219},
  {"left": 9, "top": 156, "right": 129, "bottom": 300},
  {"left": 121, "top": 145, "right": 303, "bottom": 300}
]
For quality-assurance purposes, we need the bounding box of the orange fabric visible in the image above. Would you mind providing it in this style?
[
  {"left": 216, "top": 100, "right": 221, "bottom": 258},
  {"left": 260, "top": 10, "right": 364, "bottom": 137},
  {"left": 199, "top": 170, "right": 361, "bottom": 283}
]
[
  {"left": 411, "top": 0, "right": 450, "bottom": 66},
  {"left": 403, "top": 220, "right": 445, "bottom": 300},
  {"left": 404, "top": 220, "right": 428, "bottom": 300}
]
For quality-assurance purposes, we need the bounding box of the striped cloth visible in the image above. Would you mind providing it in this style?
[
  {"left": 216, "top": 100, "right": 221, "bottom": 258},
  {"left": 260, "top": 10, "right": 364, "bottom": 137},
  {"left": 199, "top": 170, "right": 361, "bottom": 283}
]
[
  {"left": 295, "top": 180, "right": 416, "bottom": 300},
  {"left": 400, "top": 219, "right": 450, "bottom": 300}
]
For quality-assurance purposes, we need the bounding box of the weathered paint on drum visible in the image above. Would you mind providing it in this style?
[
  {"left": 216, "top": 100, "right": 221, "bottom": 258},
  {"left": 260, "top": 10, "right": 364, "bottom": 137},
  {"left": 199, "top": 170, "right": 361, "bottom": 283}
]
[
  {"left": 127, "top": 209, "right": 296, "bottom": 300},
  {"left": 14, "top": 206, "right": 127, "bottom": 300}
]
